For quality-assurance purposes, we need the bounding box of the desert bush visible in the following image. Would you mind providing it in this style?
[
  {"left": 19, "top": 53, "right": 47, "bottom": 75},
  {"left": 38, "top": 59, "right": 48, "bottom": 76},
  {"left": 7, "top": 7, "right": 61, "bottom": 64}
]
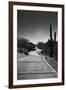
[
  {"left": 37, "top": 40, "right": 58, "bottom": 61},
  {"left": 17, "top": 38, "right": 35, "bottom": 54},
  {"left": 37, "top": 42, "right": 45, "bottom": 49}
]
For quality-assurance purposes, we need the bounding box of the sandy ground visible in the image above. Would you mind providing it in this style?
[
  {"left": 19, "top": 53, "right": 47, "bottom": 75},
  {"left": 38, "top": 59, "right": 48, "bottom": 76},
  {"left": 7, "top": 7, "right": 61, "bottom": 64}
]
[
  {"left": 17, "top": 52, "right": 57, "bottom": 80},
  {"left": 45, "top": 56, "right": 58, "bottom": 72}
]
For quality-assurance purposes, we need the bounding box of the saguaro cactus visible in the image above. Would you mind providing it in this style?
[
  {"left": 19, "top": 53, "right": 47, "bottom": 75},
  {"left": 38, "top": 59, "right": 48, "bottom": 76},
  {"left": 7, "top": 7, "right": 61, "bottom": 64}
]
[
  {"left": 50, "top": 24, "right": 52, "bottom": 41},
  {"left": 49, "top": 24, "right": 56, "bottom": 57},
  {"left": 54, "top": 32, "right": 56, "bottom": 42},
  {"left": 50, "top": 24, "right": 53, "bottom": 57}
]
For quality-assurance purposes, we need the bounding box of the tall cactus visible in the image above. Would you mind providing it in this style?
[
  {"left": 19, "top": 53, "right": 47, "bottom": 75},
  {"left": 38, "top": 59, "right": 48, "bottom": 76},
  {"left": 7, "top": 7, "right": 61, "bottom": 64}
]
[
  {"left": 49, "top": 24, "right": 56, "bottom": 57},
  {"left": 50, "top": 24, "right": 52, "bottom": 41},
  {"left": 54, "top": 32, "right": 56, "bottom": 42},
  {"left": 50, "top": 24, "right": 53, "bottom": 57}
]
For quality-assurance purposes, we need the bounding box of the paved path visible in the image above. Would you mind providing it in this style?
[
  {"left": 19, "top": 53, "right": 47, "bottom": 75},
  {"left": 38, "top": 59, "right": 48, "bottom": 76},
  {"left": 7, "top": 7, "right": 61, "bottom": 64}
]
[{"left": 17, "top": 52, "right": 57, "bottom": 80}]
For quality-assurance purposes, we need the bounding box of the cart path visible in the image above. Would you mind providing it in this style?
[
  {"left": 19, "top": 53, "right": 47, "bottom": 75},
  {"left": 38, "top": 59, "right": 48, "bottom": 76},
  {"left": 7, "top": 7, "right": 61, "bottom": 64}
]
[{"left": 17, "top": 54, "right": 57, "bottom": 80}]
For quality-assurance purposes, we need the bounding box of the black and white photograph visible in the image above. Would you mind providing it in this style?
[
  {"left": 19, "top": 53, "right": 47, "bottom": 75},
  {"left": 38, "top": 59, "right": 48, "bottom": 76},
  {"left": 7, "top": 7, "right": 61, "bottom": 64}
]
[
  {"left": 9, "top": 2, "right": 64, "bottom": 88},
  {"left": 17, "top": 10, "right": 58, "bottom": 80}
]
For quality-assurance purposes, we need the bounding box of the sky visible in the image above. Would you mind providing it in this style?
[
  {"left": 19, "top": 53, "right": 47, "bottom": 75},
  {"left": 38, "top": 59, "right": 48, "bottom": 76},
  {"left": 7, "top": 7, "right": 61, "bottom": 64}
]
[{"left": 17, "top": 10, "right": 58, "bottom": 44}]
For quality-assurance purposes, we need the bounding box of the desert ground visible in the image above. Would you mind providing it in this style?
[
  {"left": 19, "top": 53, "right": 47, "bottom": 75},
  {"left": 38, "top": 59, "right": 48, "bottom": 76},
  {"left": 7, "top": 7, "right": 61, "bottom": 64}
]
[{"left": 17, "top": 50, "right": 57, "bottom": 80}]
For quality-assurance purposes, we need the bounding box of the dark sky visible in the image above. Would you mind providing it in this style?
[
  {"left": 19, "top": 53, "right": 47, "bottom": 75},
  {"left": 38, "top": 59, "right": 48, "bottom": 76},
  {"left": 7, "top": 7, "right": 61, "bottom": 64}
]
[{"left": 17, "top": 10, "right": 58, "bottom": 44}]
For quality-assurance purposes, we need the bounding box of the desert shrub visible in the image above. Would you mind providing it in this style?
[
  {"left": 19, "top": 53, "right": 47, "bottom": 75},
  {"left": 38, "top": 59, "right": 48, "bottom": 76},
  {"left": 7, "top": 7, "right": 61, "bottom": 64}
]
[
  {"left": 37, "top": 42, "right": 45, "bottom": 49},
  {"left": 17, "top": 38, "right": 29, "bottom": 49},
  {"left": 37, "top": 40, "right": 58, "bottom": 61},
  {"left": 17, "top": 38, "right": 35, "bottom": 54},
  {"left": 27, "top": 42, "right": 35, "bottom": 52}
]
